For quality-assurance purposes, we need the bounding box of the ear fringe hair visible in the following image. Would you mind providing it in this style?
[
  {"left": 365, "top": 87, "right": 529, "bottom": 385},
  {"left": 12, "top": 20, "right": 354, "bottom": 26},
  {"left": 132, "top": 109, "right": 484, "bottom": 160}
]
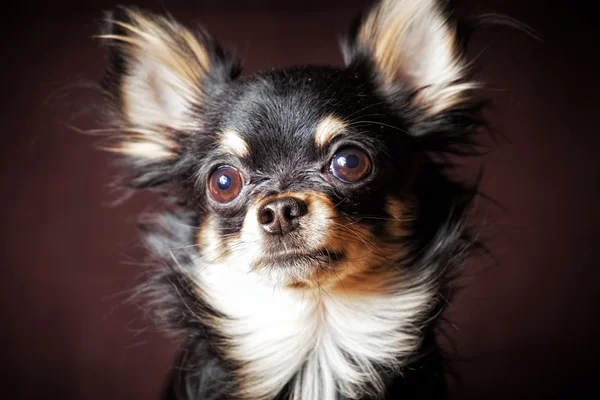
[{"left": 96, "top": 6, "right": 242, "bottom": 190}]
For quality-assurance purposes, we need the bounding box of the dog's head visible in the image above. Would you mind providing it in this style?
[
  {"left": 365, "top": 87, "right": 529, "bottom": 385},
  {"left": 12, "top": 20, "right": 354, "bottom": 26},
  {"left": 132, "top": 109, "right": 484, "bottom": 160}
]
[{"left": 100, "top": 0, "right": 482, "bottom": 289}]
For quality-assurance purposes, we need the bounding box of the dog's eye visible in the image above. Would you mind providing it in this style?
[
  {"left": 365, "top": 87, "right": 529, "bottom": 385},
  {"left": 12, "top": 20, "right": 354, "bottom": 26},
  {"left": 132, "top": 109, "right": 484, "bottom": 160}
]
[
  {"left": 330, "top": 147, "right": 371, "bottom": 183},
  {"left": 208, "top": 166, "right": 243, "bottom": 203}
]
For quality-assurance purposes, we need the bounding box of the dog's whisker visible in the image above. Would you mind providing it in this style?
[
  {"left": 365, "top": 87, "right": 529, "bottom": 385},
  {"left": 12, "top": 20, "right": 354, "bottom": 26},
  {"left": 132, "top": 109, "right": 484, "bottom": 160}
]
[
  {"left": 344, "top": 101, "right": 389, "bottom": 120},
  {"left": 345, "top": 120, "right": 410, "bottom": 135}
]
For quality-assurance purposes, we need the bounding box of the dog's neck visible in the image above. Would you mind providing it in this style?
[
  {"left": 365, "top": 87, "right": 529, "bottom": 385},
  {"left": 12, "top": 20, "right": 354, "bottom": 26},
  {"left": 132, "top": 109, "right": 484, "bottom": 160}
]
[{"left": 195, "top": 261, "right": 436, "bottom": 400}]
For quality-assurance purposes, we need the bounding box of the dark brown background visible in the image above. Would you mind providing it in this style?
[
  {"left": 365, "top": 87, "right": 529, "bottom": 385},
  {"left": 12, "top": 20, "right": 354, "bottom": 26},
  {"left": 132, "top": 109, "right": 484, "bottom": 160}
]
[{"left": 2, "top": 0, "right": 599, "bottom": 399}]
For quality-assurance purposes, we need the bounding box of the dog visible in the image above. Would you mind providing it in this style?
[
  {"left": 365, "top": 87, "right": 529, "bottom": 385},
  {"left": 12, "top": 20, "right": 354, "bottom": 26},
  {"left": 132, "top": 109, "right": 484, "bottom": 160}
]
[{"left": 96, "top": 0, "right": 490, "bottom": 398}]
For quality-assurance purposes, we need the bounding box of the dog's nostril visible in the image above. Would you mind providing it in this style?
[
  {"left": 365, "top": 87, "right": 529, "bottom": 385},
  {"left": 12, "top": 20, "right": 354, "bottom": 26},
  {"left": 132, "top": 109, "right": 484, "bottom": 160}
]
[
  {"left": 284, "top": 200, "right": 307, "bottom": 220},
  {"left": 259, "top": 208, "right": 275, "bottom": 225},
  {"left": 283, "top": 205, "right": 294, "bottom": 221},
  {"left": 257, "top": 196, "right": 308, "bottom": 235}
]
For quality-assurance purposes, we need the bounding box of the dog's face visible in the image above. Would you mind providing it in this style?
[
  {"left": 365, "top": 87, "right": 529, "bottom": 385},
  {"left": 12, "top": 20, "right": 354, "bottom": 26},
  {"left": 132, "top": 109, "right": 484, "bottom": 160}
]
[
  {"left": 194, "top": 67, "right": 419, "bottom": 287},
  {"left": 100, "top": 0, "right": 479, "bottom": 288}
]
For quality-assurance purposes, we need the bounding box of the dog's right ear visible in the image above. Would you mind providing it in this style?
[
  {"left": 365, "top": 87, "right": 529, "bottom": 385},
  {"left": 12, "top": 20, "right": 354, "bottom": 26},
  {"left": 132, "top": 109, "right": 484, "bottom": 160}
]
[{"left": 99, "top": 7, "right": 240, "bottom": 185}]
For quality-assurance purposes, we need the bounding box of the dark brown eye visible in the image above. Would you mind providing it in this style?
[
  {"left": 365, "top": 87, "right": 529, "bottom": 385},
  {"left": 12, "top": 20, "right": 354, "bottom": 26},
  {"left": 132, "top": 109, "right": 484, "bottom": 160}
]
[
  {"left": 208, "top": 166, "right": 243, "bottom": 203},
  {"left": 330, "top": 147, "right": 371, "bottom": 183}
]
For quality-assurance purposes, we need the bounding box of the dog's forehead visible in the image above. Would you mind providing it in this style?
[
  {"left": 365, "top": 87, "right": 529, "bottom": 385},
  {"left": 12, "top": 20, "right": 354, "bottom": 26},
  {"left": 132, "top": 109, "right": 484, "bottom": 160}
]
[
  {"left": 216, "top": 66, "right": 380, "bottom": 166},
  {"left": 223, "top": 68, "right": 374, "bottom": 139}
]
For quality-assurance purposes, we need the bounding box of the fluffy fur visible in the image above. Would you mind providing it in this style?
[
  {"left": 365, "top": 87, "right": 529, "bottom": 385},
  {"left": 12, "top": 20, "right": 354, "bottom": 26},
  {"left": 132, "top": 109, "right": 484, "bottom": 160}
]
[{"left": 96, "top": 1, "right": 491, "bottom": 399}]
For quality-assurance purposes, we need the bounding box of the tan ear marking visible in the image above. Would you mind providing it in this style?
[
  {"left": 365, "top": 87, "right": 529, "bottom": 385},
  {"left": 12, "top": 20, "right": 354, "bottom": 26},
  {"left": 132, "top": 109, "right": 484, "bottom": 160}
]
[
  {"left": 115, "top": 141, "right": 175, "bottom": 159},
  {"left": 354, "top": 0, "right": 478, "bottom": 115},
  {"left": 100, "top": 8, "right": 220, "bottom": 160}
]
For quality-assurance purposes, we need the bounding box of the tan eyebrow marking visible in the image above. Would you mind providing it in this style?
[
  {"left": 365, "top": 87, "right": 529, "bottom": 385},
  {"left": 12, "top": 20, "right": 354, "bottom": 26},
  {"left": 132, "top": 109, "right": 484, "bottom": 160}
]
[
  {"left": 219, "top": 129, "right": 249, "bottom": 157},
  {"left": 314, "top": 115, "right": 348, "bottom": 148}
]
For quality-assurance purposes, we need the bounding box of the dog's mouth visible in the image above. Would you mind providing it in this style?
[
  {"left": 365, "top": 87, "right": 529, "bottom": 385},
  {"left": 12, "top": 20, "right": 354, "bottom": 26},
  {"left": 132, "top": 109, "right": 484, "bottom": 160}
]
[{"left": 251, "top": 249, "right": 344, "bottom": 270}]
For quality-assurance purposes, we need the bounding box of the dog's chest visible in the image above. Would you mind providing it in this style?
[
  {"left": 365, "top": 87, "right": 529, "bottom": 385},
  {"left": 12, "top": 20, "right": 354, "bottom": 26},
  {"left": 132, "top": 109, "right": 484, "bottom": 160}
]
[{"left": 197, "top": 265, "right": 432, "bottom": 400}]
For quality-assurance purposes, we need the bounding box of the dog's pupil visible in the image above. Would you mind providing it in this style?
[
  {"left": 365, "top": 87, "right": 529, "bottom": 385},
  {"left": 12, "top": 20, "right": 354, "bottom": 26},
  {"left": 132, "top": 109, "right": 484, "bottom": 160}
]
[
  {"left": 345, "top": 154, "right": 359, "bottom": 169},
  {"left": 217, "top": 174, "right": 231, "bottom": 190}
]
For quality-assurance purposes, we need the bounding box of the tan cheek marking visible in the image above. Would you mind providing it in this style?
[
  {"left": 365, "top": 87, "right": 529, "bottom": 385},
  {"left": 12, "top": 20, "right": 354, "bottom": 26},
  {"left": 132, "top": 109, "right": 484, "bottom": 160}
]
[
  {"left": 314, "top": 115, "right": 347, "bottom": 148},
  {"left": 327, "top": 264, "right": 400, "bottom": 295},
  {"left": 300, "top": 192, "right": 336, "bottom": 250},
  {"left": 306, "top": 194, "right": 408, "bottom": 292},
  {"left": 196, "top": 215, "right": 226, "bottom": 263},
  {"left": 236, "top": 191, "right": 405, "bottom": 291},
  {"left": 239, "top": 202, "right": 260, "bottom": 246},
  {"left": 300, "top": 193, "right": 376, "bottom": 287},
  {"left": 219, "top": 129, "right": 249, "bottom": 158},
  {"left": 325, "top": 221, "right": 405, "bottom": 295},
  {"left": 303, "top": 192, "right": 328, "bottom": 218},
  {"left": 385, "top": 196, "right": 409, "bottom": 238}
]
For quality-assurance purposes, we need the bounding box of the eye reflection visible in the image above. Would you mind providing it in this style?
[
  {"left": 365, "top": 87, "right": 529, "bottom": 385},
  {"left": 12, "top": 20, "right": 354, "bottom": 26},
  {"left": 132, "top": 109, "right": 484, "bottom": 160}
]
[{"left": 218, "top": 175, "right": 231, "bottom": 190}]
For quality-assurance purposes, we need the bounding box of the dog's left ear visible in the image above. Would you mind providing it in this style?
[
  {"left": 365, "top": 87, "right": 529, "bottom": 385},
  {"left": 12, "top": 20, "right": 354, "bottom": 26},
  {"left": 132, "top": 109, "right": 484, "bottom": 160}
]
[
  {"left": 99, "top": 7, "right": 240, "bottom": 185},
  {"left": 343, "top": 0, "right": 476, "bottom": 118}
]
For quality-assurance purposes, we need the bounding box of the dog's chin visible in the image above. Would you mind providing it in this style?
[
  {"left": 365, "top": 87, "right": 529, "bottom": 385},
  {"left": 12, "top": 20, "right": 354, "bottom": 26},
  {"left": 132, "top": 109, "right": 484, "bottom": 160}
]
[{"left": 251, "top": 250, "right": 344, "bottom": 287}]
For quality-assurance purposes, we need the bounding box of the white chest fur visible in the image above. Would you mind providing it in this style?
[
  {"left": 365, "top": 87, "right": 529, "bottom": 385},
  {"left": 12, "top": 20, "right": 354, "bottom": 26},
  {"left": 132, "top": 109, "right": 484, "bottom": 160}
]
[{"left": 196, "top": 263, "right": 434, "bottom": 400}]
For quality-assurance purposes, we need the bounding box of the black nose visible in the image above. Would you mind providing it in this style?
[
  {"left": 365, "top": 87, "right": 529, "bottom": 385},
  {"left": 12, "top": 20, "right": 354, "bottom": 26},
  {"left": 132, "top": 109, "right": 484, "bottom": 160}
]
[{"left": 257, "top": 196, "right": 308, "bottom": 235}]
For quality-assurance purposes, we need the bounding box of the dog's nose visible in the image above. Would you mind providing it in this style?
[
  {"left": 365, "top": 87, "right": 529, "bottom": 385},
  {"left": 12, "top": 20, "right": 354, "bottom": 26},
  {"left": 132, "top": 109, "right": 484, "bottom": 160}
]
[{"left": 257, "top": 196, "right": 308, "bottom": 235}]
